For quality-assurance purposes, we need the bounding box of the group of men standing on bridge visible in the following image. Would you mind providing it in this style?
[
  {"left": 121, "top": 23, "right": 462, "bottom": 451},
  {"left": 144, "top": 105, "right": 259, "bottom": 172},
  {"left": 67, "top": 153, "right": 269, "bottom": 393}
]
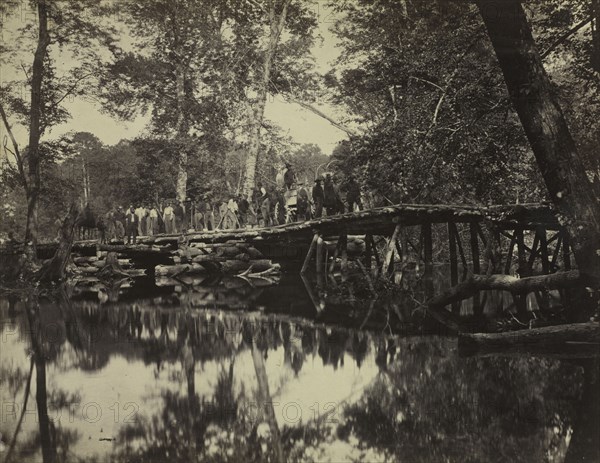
[{"left": 68, "top": 163, "right": 364, "bottom": 244}]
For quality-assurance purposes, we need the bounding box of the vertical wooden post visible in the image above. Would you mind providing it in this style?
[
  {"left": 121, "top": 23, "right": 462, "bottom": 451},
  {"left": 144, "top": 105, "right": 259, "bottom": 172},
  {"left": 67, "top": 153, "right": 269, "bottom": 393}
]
[
  {"left": 448, "top": 222, "right": 459, "bottom": 313},
  {"left": 504, "top": 231, "right": 517, "bottom": 275},
  {"left": 516, "top": 228, "right": 527, "bottom": 277},
  {"left": 316, "top": 235, "right": 324, "bottom": 274},
  {"left": 469, "top": 222, "right": 481, "bottom": 274},
  {"left": 483, "top": 222, "right": 500, "bottom": 275},
  {"left": 538, "top": 227, "right": 550, "bottom": 274},
  {"left": 448, "top": 222, "right": 458, "bottom": 286},
  {"left": 527, "top": 232, "right": 540, "bottom": 273},
  {"left": 328, "top": 240, "right": 340, "bottom": 273},
  {"left": 365, "top": 233, "right": 372, "bottom": 270},
  {"left": 383, "top": 225, "right": 401, "bottom": 275},
  {"left": 400, "top": 228, "right": 409, "bottom": 263},
  {"left": 340, "top": 233, "right": 348, "bottom": 281},
  {"left": 422, "top": 222, "right": 433, "bottom": 272},
  {"left": 469, "top": 222, "right": 482, "bottom": 315},
  {"left": 451, "top": 223, "right": 468, "bottom": 277},
  {"left": 421, "top": 223, "right": 434, "bottom": 301},
  {"left": 562, "top": 230, "right": 571, "bottom": 270},
  {"left": 551, "top": 234, "right": 562, "bottom": 270}
]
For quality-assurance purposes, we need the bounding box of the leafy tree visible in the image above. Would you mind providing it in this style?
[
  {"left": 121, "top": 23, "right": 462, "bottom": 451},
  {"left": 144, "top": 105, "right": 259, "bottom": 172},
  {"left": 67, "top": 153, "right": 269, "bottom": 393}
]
[
  {"left": 325, "top": 0, "right": 546, "bottom": 206},
  {"left": 0, "top": 0, "right": 115, "bottom": 252},
  {"left": 99, "top": 0, "right": 234, "bottom": 202}
]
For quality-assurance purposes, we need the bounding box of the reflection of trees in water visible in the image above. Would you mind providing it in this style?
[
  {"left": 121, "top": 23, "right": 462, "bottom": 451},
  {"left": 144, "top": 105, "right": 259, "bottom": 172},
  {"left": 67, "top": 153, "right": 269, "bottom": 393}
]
[
  {"left": 337, "top": 339, "right": 596, "bottom": 462},
  {"left": 1, "top": 290, "right": 597, "bottom": 462},
  {"left": 0, "top": 293, "right": 84, "bottom": 463}
]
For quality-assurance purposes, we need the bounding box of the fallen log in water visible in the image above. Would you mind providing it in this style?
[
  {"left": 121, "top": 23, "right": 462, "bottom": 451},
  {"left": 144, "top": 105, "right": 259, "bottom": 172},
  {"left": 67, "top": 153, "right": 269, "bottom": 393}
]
[
  {"left": 428, "top": 270, "right": 582, "bottom": 309},
  {"left": 459, "top": 322, "right": 600, "bottom": 358},
  {"left": 155, "top": 259, "right": 279, "bottom": 276},
  {"left": 421, "top": 270, "right": 583, "bottom": 333}
]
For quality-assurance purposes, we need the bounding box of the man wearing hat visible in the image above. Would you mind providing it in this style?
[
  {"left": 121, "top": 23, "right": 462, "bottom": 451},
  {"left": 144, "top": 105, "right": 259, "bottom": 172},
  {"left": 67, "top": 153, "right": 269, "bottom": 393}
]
[
  {"left": 312, "top": 178, "right": 324, "bottom": 218},
  {"left": 283, "top": 162, "right": 296, "bottom": 190}
]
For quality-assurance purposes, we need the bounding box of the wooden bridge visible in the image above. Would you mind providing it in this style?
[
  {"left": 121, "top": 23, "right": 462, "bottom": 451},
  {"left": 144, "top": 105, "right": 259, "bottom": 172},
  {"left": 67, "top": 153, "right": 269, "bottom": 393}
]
[{"left": 30, "top": 202, "right": 569, "bottom": 278}]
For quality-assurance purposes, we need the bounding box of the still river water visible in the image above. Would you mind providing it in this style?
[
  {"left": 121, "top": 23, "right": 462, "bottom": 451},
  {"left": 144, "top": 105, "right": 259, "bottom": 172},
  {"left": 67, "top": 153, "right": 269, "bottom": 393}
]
[{"left": 0, "top": 265, "right": 598, "bottom": 463}]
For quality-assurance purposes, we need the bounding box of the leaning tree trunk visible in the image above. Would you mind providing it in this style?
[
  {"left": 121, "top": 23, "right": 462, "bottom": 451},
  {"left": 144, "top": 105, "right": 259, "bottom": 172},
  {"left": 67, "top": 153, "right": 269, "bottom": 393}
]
[
  {"left": 25, "top": 0, "right": 50, "bottom": 254},
  {"left": 242, "top": 0, "right": 291, "bottom": 198},
  {"left": 175, "top": 62, "right": 188, "bottom": 202},
  {"left": 477, "top": 0, "right": 600, "bottom": 282},
  {"left": 37, "top": 203, "right": 79, "bottom": 282}
]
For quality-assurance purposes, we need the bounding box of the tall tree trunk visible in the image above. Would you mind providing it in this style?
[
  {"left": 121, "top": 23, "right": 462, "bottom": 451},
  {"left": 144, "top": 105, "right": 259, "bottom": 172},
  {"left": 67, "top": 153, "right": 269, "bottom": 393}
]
[
  {"left": 251, "top": 342, "right": 284, "bottom": 463},
  {"left": 26, "top": 297, "right": 56, "bottom": 463},
  {"left": 477, "top": 0, "right": 600, "bottom": 282},
  {"left": 25, "top": 0, "right": 50, "bottom": 253},
  {"left": 82, "top": 155, "right": 90, "bottom": 204},
  {"left": 242, "top": 0, "right": 291, "bottom": 198},
  {"left": 592, "top": 0, "right": 600, "bottom": 72},
  {"left": 175, "top": 63, "right": 188, "bottom": 202}
]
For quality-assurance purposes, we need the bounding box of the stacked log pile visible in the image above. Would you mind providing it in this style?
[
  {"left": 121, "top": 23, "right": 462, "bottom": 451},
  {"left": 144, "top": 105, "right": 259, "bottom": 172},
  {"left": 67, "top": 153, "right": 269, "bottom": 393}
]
[{"left": 155, "top": 240, "right": 281, "bottom": 277}]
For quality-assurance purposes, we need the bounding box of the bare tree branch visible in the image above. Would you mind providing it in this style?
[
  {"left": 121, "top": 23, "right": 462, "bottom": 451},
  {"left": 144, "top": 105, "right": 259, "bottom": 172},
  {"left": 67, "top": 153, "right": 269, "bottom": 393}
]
[
  {"left": 0, "top": 101, "right": 28, "bottom": 191},
  {"left": 283, "top": 94, "right": 359, "bottom": 137},
  {"left": 541, "top": 16, "right": 592, "bottom": 60},
  {"left": 48, "top": 72, "right": 95, "bottom": 109}
]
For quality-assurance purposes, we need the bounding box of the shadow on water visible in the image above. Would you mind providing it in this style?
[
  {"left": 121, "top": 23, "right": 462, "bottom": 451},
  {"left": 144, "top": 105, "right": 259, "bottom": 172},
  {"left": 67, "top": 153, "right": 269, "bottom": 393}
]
[{"left": 0, "top": 268, "right": 598, "bottom": 463}]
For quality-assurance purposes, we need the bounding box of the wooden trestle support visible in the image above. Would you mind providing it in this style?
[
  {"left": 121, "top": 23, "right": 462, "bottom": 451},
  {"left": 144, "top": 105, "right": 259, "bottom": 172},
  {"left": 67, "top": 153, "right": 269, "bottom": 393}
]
[{"left": 299, "top": 217, "right": 572, "bottom": 314}]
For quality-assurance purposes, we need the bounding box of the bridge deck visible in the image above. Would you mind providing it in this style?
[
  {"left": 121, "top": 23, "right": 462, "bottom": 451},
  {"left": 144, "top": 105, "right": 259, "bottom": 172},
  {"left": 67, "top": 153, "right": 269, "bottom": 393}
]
[{"left": 28, "top": 202, "right": 559, "bottom": 257}]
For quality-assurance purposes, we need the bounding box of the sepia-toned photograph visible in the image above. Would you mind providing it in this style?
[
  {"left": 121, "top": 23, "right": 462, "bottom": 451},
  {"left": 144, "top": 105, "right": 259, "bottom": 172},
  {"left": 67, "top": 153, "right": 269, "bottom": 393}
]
[{"left": 0, "top": 0, "right": 599, "bottom": 462}]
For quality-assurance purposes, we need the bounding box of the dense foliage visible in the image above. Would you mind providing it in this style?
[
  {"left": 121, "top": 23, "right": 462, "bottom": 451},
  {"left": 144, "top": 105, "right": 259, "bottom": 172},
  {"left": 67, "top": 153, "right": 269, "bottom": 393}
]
[{"left": 325, "top": 0, "right": 600, "bottom": 206}]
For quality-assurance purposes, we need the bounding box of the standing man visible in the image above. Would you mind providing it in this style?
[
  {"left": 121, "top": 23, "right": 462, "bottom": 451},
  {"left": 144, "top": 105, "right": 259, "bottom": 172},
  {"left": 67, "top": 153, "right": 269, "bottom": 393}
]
[
  {"left": 238, "top": 194, "right": 249, "bottom": 228},
  {"left": 104, "top": 210, "right": 115, "bottom": 241},
  {"left": 134, "top": 204, "right": 145, "bottom": 236},
  {"left": 345, "top": 176, "right": 362, "bottom": 212},
  {"left": 204, "top": 199, "right": 215, "bottom": 231},
  {"left": 174, "top": 201, "right": 185, "bottom": 233},
  {"left": 260, "top": 192, "right": 271, "bottom": 227},
  {"left": 312, "top": 178, "right": 324, "bottom": 218},
  {"left": 149, "top": 205, "right": 159, "bottom": 235},
  {"left": 283, "top": 162, "right": 296, "bottom": 190},
  {"left": 163, "top": 202, "right": 174, "bottom": 234},
  {"left": 125, "top": 206, "right": 139, "bottom": 244},
  {"left": 225, "top": 197, "right": 239, "bottom": 229},
  {"left": 323, "top": 174, "right": 338, "bottom": 216},
  {"left": 114, "top": 206, "right": 125, "bottom": 240},
  {"left": 194, "top": 198, "right": 204, "bottom": 231}
]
